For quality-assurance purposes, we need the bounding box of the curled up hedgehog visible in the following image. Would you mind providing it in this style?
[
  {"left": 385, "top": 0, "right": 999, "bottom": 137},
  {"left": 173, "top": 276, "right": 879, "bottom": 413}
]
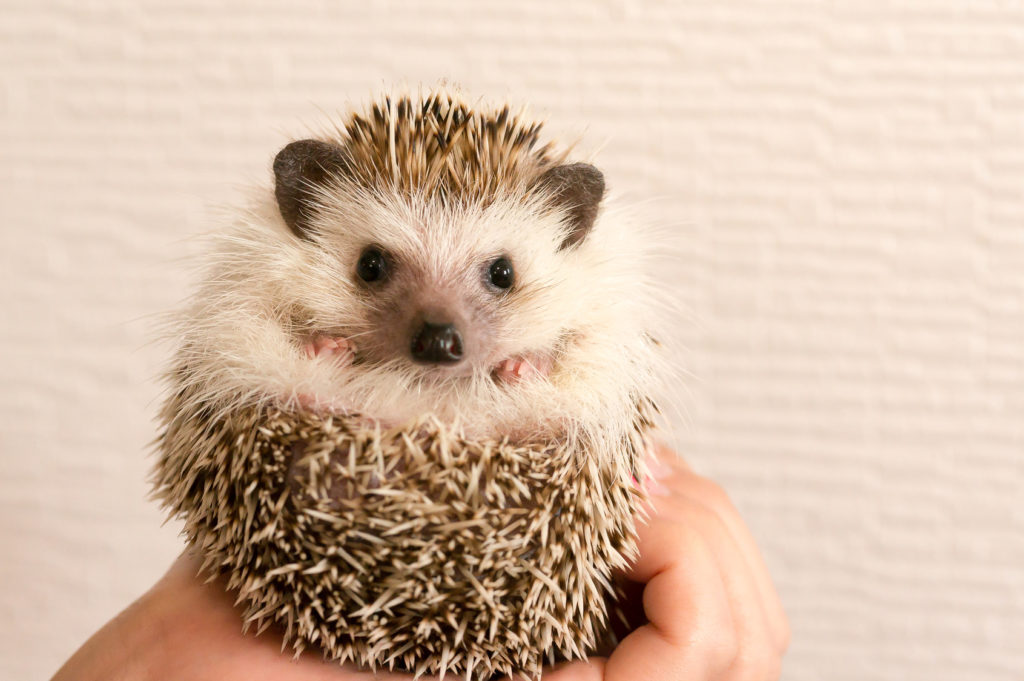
[{"left": 153, "top": 88, "right": 669, "bottom": 680}]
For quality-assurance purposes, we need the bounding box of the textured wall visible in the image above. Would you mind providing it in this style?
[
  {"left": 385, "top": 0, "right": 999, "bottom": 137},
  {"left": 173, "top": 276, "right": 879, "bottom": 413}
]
[{"left": 2, "top": 1, "right": 1022, "bottom": 679}]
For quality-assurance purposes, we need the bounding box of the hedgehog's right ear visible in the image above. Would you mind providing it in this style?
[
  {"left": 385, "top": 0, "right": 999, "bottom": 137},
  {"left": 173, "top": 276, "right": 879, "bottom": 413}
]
[
  {"left": 532, "top": 163, "right": 606, "bottom": 250},
  {"left": 273, "top": 139, "right": 351, "bottom": 239}
]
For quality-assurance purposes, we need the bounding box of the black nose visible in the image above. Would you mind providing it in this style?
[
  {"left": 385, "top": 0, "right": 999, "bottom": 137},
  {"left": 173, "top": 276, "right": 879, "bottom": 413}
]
[{"left": 410, "top": 322, "right": 464, "bottom": 364}]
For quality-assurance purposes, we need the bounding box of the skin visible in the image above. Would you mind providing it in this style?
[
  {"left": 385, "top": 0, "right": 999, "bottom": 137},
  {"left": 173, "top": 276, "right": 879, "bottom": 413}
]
[{"left": 51, "top": 446, "right": 788, "bottom": 681}]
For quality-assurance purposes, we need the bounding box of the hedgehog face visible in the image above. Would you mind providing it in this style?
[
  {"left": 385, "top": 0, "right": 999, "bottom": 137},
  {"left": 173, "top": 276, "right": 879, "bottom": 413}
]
[
  {"left": 273, "top": 137, "right": 605, "bottom": 385},
  {"left": 307, "top": 193, "right": 575, "bottom": 381}
]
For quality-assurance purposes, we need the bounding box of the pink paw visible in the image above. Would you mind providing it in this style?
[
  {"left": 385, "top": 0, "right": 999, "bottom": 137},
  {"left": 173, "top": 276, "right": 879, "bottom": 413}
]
[
  {"left": 303, "top": 335, "right": 356, "bottom": 367},
  {"left": 494, "top": 354, "right": 552, "bottom": 382},
  {"left": 295, "top": 335, "right": 356, "bottom": 412}
]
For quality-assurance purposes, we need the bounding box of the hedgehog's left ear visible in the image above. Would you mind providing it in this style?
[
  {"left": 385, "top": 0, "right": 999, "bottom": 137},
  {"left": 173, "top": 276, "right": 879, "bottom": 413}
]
[{"left": 533, "top": 163, "right": 605, "bottom": 249}]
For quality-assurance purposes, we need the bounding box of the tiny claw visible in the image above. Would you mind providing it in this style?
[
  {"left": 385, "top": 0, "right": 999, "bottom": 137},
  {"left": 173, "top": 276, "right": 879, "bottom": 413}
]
[
  {"left": 494, "top": 354, "right": 551, "bottom": 383},
  {"left": 304, "top": 335, "right": 356, "bottom": 367}
]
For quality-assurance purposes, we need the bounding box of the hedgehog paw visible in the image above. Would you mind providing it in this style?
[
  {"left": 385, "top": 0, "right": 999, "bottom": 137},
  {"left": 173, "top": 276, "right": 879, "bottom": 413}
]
[
  {"left": 495, "top": 354, "right": 551, "bottom": 382},
  {"left": 303, "top": 335, "right": 356, "bottom": 367}
]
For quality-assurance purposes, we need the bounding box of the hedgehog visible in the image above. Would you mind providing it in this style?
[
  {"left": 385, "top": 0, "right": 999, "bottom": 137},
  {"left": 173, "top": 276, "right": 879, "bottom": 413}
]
[{"left": 152, "top": 88, "right": 667, "bottom": 680}]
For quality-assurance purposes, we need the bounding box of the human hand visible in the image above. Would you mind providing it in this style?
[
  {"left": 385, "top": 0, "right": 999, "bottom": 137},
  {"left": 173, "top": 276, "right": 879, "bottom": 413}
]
[
  {"left": 51, "top": 551, "right": 432, "bottom": 681},
  {"left": 538, "top": 445, "right": 790, "bottom": 681}
]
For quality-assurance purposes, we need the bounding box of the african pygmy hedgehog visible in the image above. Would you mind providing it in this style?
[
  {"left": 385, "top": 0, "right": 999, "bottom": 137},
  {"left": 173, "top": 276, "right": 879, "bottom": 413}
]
[{"left": 153, "top": 87, "right": 667, "bottom": 680}]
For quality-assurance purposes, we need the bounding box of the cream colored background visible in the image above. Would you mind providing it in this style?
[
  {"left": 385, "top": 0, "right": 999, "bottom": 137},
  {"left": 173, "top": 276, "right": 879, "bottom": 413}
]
[{"left": 2, "top": 1, "right": 1023, "bottom": 679}]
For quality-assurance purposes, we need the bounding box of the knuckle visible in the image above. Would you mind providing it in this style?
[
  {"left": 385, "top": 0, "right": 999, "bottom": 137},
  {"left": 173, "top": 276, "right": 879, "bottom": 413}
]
[
  {"left": 704, "top": 624, "right": 740, "bottom": 671},
  {"left": 670, "top": 522, "right": 714, "bottom": 561},
  {"left": 677, "top": 494, "right": 730, "bottom": 537},
  {"left": 734, "top": 644, "right": 784, "bottom": 681}
]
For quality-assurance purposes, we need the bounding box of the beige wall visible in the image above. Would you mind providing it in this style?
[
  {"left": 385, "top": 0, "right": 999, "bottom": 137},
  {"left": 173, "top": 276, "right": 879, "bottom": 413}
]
[{"left": 2, "top": 1, "right": 1023, "bottom": 679}]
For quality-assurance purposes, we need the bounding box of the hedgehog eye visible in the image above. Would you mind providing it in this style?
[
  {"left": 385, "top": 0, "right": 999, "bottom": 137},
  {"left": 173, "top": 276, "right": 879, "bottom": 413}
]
[
  {"left": 356, "top": 247, "right": 388, "bottom": 283},
  {"left": 487, "top": 257, "right": 514, "bottom": 290}
]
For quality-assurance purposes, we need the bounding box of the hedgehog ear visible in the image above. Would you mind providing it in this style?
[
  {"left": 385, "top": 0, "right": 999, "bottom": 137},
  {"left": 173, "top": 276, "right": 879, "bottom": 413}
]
[
  {"left": 273, "top": 139, "right": 351, "bottom": 239},
  {"left": 533, "top": 163, "right": 605, "bottom": 249}
]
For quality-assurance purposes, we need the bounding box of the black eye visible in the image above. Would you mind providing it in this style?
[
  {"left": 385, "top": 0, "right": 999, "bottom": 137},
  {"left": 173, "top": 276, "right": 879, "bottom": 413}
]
[
  {"left": 356, "top": 247, "right": 388, "bottom": 283},
  {"left": 488, "top": 257, "right": 514, "bottom": 290}
]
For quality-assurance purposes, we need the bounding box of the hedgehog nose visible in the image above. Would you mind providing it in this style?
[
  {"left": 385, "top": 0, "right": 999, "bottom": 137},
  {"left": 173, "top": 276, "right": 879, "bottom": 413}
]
[{"left": 411, "top": 322, "right": 464, "bottom": 364}]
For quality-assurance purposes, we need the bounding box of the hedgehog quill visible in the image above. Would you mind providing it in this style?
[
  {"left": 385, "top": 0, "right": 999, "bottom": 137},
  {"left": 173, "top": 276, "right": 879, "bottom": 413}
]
[{"left": 153, "top": 88, "right": 667, "bottom": 680}]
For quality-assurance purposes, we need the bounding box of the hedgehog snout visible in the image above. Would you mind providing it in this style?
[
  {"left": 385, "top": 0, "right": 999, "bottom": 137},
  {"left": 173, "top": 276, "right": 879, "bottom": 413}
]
[{"left": 410, "top": 321, "right": 464, "bottom": 364}]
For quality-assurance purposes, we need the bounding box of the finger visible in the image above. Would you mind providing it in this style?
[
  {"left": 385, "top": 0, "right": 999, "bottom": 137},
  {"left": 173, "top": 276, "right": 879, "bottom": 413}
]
[
  {"left": 617, "top": 516, "right": 737, "bottom": 679},
  {"left": 654, "top": 453, "right": 790, "bottom": 653},
  {"left": 655, "top": 491, "right": 781, "bottom": 679},
  {"left": 699, "top": 490, "right": 789, "bottom": 653},
  {"left": 639, "top": 453, "right": 786, "bottom": 678}
]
